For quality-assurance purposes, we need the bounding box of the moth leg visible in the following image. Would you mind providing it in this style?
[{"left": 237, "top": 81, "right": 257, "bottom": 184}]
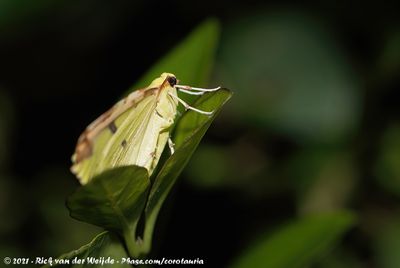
[
  {"left": 168, "top": 137, "right": 175, "bottom": 155},
  {"left": 168, "top": 93, "right": 214, "bottom": 116},
  {"left": 175, "top": 85, "right": 221, "bottom": 92}
]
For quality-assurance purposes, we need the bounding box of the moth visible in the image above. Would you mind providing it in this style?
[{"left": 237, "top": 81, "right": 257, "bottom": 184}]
[{"left": 71, "top": 73, "right": 220, "bottom": 184}]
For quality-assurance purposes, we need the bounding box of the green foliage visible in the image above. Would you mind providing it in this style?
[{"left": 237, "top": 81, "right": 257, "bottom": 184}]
[
  {"left": 67, "top": 166, "right": 150, "bottom": 243},
  {"left": 231, "top": 212, "right": 356, "bottom": 268},
  {"left": 67, "top": 89, "right": 231, "bottom": 258},
  {"left": 66, "top": 89, "right": 231, "bottom": 258},
  {"left": 43, "top": 232, "right": 130, "bottom": 268}
]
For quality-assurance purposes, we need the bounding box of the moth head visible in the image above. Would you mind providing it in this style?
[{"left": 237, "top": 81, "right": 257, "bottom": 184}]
[
  {"left": 149, "top": 73, "right": 178, "bottom": 88},
  {"left": 167, "top": 76, "right": 177, "bottom": 86},
  {"left": 160, "top": 73, "right": 178, "bottom": 86}
]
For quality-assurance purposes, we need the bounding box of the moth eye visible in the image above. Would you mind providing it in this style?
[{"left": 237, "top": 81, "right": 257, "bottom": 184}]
[{"left": 167, "top": 76, "right": 177, "bottom": 86}]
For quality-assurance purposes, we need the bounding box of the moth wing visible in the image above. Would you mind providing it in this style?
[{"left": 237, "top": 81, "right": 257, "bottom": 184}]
[{"left": 71, "top": 90, "right": 158, "bottom": 184}]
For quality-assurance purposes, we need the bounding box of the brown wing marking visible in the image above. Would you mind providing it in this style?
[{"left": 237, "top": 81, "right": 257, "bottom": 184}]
[
  {"left": 108, "top": 121, "right": 117, "bottom": 133},
  {"left": 72, "top": 87, "right": 159, "bottom": 164},
  {"left": 121, "top": 139, "right": 127, "bottom": 147}
]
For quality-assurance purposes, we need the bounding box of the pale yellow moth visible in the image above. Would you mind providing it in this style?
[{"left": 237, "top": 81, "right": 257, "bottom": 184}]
[{"left": 71, "top": 73, "right": 220, "bottom": 184}]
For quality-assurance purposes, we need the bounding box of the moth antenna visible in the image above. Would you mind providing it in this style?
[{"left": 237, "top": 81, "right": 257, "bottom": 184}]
[
  {"left": 168, "top": 93, "right": 214, "bottom": 116},
  {"left": 178, "top": 88, "right": 204, "bottom": 95},
  {"left": 174, "top": 85, "right": 221, "bottom": 92}
]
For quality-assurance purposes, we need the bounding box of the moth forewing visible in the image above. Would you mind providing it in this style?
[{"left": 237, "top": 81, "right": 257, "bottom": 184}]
[
  {"left": 71, "top": 72, "right": 218, "bottom": 185},
  {"left": 71, "top": 73, "right": 178, "bottom": 185}
]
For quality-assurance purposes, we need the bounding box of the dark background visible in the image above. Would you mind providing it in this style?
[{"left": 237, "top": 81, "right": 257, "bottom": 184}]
[{"left": 1, "top": 1, "right": 400, "bottom": 267}]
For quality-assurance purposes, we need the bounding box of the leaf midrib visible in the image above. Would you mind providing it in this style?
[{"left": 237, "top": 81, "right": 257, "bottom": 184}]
[{"left": 99, "top": 178, "right": 133, "bottom": 235}]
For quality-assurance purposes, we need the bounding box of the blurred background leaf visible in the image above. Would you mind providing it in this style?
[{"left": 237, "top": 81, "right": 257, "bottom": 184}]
[
  {"left": 216, "top": 11, "right": 361, "bottom": 144},
  {"left": 287, "top": 149, "right": 357, "bottom": 214},
  {"left": 231, "top": 212, "right": 356, "bottom": 268}
]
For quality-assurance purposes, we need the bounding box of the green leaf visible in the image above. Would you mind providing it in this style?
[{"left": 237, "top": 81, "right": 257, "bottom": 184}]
[
  {"left": 173, "top": 88, "right": 232, "bottom": 148},
  {"left": 67, "top": 166, "right": 150, "bottom": 256},
  {"left": 141, "top": 89, "right": 232, "bottom": 253},
  {"left": 231, "top": 211, "right": 356, "bottom": 268},
  {"left": 43, "top": 232, "right": 131, "bottom": 268},
  {"left": 131, "top": 18, "right": 219, "bottom": 91},
  {"left": 66, "top": 89, "right": 232, "bottom": 257}
]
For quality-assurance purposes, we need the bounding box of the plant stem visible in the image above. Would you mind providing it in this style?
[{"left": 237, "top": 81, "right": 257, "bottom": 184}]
[{"left": 123, "top": 225, "right": 141, "bottom": 258}]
